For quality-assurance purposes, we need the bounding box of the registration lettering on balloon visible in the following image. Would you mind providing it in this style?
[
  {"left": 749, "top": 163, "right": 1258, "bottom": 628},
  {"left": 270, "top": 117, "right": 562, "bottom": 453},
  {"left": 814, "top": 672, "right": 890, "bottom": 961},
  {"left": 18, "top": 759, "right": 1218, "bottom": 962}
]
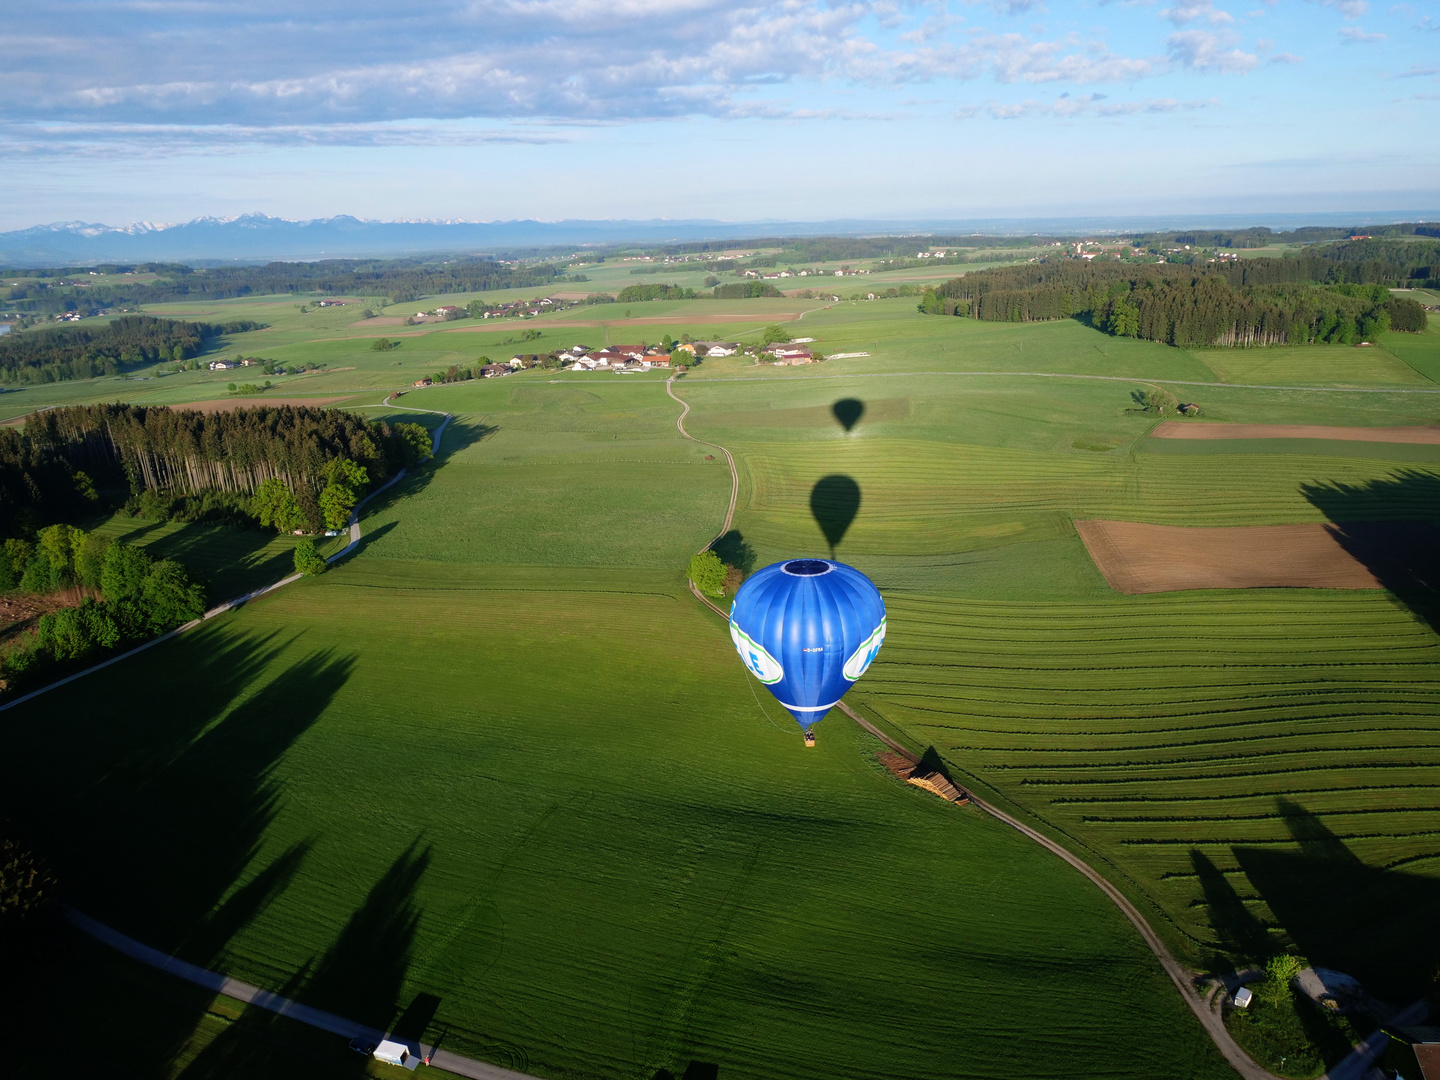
[{"left": 728, "top": 558, "right": 886, "bottom": 732}]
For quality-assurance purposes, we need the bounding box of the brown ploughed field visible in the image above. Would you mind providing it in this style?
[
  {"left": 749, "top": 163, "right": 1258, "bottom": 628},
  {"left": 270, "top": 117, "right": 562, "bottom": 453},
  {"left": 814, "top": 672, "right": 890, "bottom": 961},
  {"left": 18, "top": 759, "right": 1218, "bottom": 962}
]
[
  {"left": 1075, "top": 519, "right": 1440, "bottom": 594},
  {"left": 1151, "top": 421, "right": 1440, "bottom": 443}
]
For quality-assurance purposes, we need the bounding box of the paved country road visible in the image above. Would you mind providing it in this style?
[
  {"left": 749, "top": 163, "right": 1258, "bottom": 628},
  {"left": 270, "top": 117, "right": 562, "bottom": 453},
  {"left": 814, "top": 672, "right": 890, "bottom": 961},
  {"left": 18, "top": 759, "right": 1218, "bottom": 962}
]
[{"left": 66, "top": 910, "right": 540, "bottom": 1080}]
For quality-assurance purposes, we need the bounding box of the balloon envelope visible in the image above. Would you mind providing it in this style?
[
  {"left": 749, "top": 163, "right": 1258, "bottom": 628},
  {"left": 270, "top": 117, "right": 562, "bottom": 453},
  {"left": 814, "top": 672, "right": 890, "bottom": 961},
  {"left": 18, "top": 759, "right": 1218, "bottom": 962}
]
[{"left": 728, "top": 559, "right": 886, "bottom": 728}]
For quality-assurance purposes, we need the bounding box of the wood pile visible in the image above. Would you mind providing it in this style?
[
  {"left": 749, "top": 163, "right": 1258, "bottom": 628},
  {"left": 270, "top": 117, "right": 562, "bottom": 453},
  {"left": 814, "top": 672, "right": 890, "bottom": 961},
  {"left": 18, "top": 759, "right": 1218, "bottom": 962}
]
[
  {"left": 877, "top": 752, "right": 916, "bottom": 779},
  {"left": 907, "top": 772, "right": 970, "bottom": 805}
]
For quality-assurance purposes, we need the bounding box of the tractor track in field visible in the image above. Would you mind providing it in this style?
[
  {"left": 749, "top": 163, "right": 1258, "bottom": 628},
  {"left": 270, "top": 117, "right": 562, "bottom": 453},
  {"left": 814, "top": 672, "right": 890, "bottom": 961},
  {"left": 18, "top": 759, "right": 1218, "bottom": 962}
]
[
  {"left": 667, "top": 377, "right": 1313, "bottom": 1080},
  {"left": 667, "top": 374, "right": 738, "bottom": 543}
]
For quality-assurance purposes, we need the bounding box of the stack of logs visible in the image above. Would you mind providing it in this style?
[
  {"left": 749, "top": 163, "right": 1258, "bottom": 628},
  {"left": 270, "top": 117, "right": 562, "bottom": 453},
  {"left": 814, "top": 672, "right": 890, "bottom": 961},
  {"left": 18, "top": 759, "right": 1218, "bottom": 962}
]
[{"left": 878, "top": 752, "right": 970, "bottom": 805}]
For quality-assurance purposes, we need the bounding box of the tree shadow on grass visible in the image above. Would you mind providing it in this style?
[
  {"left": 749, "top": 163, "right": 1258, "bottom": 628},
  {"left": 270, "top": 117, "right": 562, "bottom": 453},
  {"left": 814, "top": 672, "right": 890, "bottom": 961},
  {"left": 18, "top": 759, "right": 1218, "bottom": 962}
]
[
  {"left": 301, "top": 840, "right": 432, "bottom": 1030},
  {"left": 174, "top": 842, "right": 434, "bottom": 1080},
  {"left": 1190, "top": 848, "right": 1273, "bottom": 973},
  {"left": 709, "top": 529, "right": 755, "bottom": 574},
  {"left": 1301, "top": 471, "right": 1440, "bottom": 634},
  {"left": 1, "top": 629, "right": 365, "bottom": 1077},
  {"left": 1233, "top": 799, "right": 1440, "bottom": 999},
  {"left": 347, "top": 417, "right": 496, "bottom": 526}
]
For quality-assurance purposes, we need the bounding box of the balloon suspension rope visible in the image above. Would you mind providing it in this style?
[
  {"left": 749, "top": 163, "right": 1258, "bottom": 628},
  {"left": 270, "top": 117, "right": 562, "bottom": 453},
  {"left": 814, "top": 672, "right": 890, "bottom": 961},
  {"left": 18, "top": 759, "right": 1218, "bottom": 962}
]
[{"left": 744, "top": 671, "right": 795, "bottom": 735}]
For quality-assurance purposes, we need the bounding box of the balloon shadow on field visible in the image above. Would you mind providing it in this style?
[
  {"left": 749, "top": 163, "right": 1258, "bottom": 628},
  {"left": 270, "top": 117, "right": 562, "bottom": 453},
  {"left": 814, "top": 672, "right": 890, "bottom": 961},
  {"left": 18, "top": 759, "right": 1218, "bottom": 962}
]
[
  {"left": 810, "top": 475, "right": 861, "bottom": 557},
  {"left": 832, "top": 398, "right": 865, "bottom": 431}
]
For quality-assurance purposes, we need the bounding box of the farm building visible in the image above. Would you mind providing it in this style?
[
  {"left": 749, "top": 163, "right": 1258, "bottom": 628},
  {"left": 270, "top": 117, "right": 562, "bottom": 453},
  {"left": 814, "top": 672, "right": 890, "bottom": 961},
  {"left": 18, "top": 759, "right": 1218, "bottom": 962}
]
[
  {"left": 373, "top": 1039, "right": 413, "bottom": 1067},
  {"left": 481, "top": 363, "right": 511, "bottom": 378},
  {"left": 413, "top": 377, "right": 432, "bottom": 387},
  {"left": 765, "top": 345, "right": 813, "bottom": 364}
]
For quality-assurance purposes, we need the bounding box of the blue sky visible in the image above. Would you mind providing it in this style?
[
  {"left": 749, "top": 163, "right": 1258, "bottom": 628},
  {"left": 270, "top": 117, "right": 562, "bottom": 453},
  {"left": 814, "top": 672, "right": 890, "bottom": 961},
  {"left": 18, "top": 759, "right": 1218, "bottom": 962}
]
[{"left": 2, "top": 0, "right": 1436, "bottom": 229}]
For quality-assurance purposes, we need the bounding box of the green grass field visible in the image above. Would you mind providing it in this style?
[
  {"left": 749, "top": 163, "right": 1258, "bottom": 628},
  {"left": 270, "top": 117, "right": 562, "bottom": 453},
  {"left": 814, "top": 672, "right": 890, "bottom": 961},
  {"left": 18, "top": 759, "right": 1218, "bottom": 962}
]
[
  {"left": 5, "top": 297, "right": 1440, "bottom": 1079},
  {"left": 3, "top": 376, "right": 1237, "bottom": 1080},
  {"left": 675, "top": 341, "right": 1440, "bottom": 1005}
]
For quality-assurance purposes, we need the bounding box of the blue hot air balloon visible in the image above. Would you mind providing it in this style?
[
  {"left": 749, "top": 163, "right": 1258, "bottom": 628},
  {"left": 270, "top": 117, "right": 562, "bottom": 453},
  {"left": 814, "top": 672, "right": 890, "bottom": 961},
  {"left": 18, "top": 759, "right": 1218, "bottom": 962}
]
[{"left": 728, "top": 559, "right": 886, "bottom": 736}]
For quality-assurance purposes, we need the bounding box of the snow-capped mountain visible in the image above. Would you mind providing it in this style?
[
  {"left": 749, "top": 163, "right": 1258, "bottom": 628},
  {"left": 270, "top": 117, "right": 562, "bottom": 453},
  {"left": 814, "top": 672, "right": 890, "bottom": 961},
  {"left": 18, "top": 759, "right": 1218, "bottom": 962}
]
[{"left": 0, "top": 213, "right": 769, "bottom": 264}]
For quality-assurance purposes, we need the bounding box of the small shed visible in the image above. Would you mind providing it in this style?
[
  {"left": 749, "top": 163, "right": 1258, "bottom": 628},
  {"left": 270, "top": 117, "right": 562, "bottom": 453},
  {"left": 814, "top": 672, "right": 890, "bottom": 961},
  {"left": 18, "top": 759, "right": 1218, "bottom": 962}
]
[
  {"left": 374, "top": 1039, "right": 411, "bottom": 1067},
  {"left": 1232, "top": 986, "right": 1253, "bottom": 1008}
]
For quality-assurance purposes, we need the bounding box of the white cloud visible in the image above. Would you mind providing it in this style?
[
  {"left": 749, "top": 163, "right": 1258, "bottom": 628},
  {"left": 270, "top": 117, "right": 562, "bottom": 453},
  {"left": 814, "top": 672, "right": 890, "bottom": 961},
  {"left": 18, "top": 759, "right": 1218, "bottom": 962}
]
[
  {"left": 1306, "top": 0, "right": 1369, "bottom": 17},
  {"left": 1338, "top": 25, "right": 1386, "bottom": 41},
  {"left": 1161, "top": 1, "right": 1235, "bottom": 25},
  {"left": 0, "top": 0, "right": 1297, "bottom": 141},
  {"left": 1267, "top": 51, "right": 1304, "bottom": 63},
  {"left": 983, "top": 92, "right": 1216, "bottom": 117},
  {"left": 1166, "top": 29, "right": 1259, "bottom": 71}
]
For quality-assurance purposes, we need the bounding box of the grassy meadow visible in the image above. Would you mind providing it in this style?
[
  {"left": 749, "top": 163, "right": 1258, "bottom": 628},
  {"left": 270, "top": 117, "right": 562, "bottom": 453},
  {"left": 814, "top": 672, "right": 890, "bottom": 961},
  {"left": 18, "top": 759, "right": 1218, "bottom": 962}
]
[
  {"left": 5, "top": 294, "right": 1440, "bottom": 1078},
  {"left": 675, "top": 316, "right": 1440, "bottom": 1006},
  {"left": 5, "top": 373, "right": 1235, "bottom": 1080}
]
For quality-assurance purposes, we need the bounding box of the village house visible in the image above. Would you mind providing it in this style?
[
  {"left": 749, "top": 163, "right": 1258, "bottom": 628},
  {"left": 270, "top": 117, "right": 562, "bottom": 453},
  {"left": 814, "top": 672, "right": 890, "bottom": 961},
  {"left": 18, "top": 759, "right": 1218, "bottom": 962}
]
[
  {"left": 682, "top": 341, "right": 740, "bottom": 357},
  {"left": 764, "top": 344, "right": 813, "bottom": 364},
  {"left": 413, "top": 377, "right": 432, "bottom": 387},
  {"left": 209, "top": 359, "right": 238, "bottom": 370},
  {"left": 481, "top": 364, "right": 511, "bottom": 378}
]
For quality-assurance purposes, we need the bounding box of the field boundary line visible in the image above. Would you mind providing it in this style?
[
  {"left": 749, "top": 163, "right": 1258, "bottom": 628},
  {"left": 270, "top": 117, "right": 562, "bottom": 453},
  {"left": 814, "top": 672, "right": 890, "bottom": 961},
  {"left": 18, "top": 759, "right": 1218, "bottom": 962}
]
[
  {"left": 645, "top": 369, "right": 1440, "bottom": 395},
  {"left": 64, "top": 908, "right": 539, "bottom": 1080},
  {"left": 0, "top": 409, "right": 451, "bottom": 714},
  {"left": 675, "top": 404, "right": 1289, "bottom": 1080}
]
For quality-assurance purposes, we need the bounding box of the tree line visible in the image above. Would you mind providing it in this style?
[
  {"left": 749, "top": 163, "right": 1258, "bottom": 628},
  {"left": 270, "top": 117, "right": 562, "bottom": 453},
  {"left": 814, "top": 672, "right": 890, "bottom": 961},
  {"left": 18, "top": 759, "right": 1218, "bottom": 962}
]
[
  {"left": 922, "top": 246, "right": 1431, "bottom": 347},
  {"left": 0, "top": 315, "right": 262, "bottom": 384},
  {"left": 2, "top": 404, "right": 431, "bottom": 534},
  {"left": 0, "top": 523, "right": 207, "bottom": 697},
  {"left": 0, "top": 257, "right": 580, "bottom": 317},
  {"left": 1129, "top": 222, "right": 1440, "bottom": 250}
]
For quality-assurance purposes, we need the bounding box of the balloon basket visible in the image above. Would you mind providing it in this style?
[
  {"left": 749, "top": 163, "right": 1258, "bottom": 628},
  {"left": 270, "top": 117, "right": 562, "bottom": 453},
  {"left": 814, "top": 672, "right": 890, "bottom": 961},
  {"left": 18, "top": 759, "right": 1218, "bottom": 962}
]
[{"left": 803, "top": 729, "right": 816, "bottom": 747}]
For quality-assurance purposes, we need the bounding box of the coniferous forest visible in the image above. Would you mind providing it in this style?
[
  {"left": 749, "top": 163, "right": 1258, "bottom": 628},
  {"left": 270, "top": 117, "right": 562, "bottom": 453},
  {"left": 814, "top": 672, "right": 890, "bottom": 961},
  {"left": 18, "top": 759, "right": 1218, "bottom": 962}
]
[
  {"left": 920, "top": 239, "right": 1435, "bottom": 347},
  {"left": 0, "top": 403, "right": 431, "bottom": 697},
  {"left": 1, "top": 403, "right": 432, "bottom": 534},
  {"left": 0, "top": 315, "right": 263, "bottom": 384}
]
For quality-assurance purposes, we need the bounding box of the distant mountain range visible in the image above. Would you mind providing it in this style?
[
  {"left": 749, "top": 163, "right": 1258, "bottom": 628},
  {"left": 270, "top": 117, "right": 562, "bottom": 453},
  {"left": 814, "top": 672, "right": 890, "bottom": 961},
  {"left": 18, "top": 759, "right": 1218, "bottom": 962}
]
[{"left": 2, "top": 210, "right": 1437, "bottom": 265}]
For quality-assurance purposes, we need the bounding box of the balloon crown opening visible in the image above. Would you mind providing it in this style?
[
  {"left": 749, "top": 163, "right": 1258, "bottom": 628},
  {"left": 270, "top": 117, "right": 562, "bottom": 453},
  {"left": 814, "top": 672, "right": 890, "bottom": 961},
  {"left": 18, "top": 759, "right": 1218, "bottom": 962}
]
[{"left": 782, "top": 559, "right": 833, "bottom": 576}]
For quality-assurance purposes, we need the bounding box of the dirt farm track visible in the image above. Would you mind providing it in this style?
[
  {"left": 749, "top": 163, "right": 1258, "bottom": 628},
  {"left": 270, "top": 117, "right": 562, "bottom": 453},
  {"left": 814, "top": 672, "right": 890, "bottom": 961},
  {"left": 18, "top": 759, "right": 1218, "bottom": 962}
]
[{"left": 1075, "top": 519, "right": 1440, "bottom": 594}]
